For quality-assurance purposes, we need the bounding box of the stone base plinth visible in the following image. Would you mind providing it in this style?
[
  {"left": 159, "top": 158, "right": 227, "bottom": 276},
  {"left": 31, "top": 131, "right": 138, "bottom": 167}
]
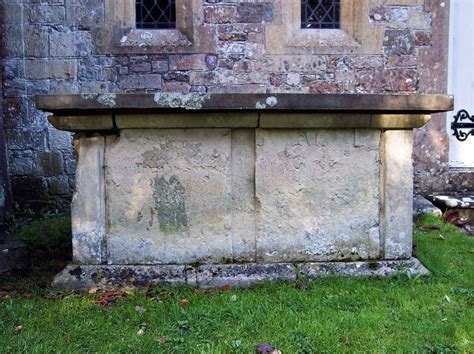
[{"left": 52, "top": 258, "right": 430, "bottom": 291}]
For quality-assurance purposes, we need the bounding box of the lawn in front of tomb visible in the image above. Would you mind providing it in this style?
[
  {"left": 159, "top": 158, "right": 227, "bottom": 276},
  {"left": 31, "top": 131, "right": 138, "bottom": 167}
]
[{"left": 0, "top": 214, "right": 473, "bottom": 352}]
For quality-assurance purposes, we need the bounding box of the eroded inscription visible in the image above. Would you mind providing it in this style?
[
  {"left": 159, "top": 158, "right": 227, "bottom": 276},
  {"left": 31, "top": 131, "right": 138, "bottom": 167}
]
[{"left": 153, "top": 175, "right": 188, "bottom": 233}]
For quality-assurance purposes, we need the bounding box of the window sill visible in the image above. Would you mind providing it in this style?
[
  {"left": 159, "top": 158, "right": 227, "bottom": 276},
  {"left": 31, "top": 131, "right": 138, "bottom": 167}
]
[{"left": 119, "top": 29, "right": 193, "bottom": 50}]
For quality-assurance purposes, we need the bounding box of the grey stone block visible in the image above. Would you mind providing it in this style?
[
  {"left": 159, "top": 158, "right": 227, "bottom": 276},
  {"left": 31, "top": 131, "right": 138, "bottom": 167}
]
[
  {"left": 25, "top": 27, "right": 50, "bottom": 58},
  {"left": 0, "top": 232, "right": 30, "bottom": 276},
  {"left": 71, "top": 135, "right": 106, "bottom": 264},
  {"left": 381, "top": 131, "right": 414, "bottom": 259},
  {"left": 104, "top": 129, "right": 243, "bottom": 264},
  {"left": 30, "top": 5, "right": 66, "bottom": 24},
  {"left": 49, "top": 31, "right": 91, "bottom": 57},
  {"left": 35, "top": 150, "right": 65, "bottom": 176},
  {"left": 25, "top": 60, "right": 78, "bottom": 80},
  {"left": 413, "top": 195, "right": 442, "bottom": 218},
  {"left": 255, "top": 129, "right": 381, "bottom": 262}
]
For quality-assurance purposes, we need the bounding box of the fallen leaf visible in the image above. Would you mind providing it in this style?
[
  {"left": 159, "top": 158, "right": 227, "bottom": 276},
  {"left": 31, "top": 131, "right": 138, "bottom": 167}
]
[
  {"left": 221, "top": 284, "right": 232, "bottom": 292},
  {"left": 230, "top": 294, "right": 238, "bottom": 302},
  {"left": 157, "top": 291, "right": 173, "bottom": 300},
  {"left": 446, "top": 210, "right": 468, "bottom": 226},
  {"left": 419, "top": 225, "right": 441, "bottom": 232},
  {"left": 135, "top": 305, "right": 146, "bottom": 313},
  {"left": 14, "top": 325, "right": 23, "bottom": 334},
  {"left": 438, "top": 234, "right": 445, "bottom": 240},
  {"left": 137, "top": 328, "right": 145, "bottom": 336},
  {"left": 180, "top": 299, "right": 190, "bottom": 307},
  {"left": 444, "top": 295, "right": 451, "bottom": 303},
  {"left": 155, "top": 336, "right": 167, "bottom": 344},
  {"left": 88, "top": 288, "right": 99, "bottom": 294},
  {"left": 125, "top": 290, "right": 135, "bottom": 296},
  {"left": 17, "top": 291, "right": 33, "bottom": 299},
  {"left": 93, "top": 290, "right": 126, "bottom": 309},
  {"left": 193, "top": 289, "right": 211, "bottom": 295}
]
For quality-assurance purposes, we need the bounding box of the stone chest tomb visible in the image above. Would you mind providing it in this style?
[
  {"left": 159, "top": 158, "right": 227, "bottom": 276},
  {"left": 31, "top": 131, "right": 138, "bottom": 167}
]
[{"left": 36, "top": 93, "right": 453, "bottom": 289}]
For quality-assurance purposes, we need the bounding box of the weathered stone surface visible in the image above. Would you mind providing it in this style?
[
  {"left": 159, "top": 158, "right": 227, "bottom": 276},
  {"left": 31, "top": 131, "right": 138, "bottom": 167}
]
[
  {"left": 35, "top": 94, "right": 454, "bottom": 114},
  {"left": 204, "top": 6, "right": 237, "bottom": 24},
  {"left": 229, "top": 129, "right": 256, "bottom": 262},
  {"left": 71, "top": 135, "right": 106, "bottom": 264},
  {"left": 371, "top": 114, "right": 431, "bottom": 129},
  {"left": 51, "top": 258, "right": 430, "bottom": 290},
  {"left": 52, "top": 264, "right": 193, "bottom": 290},
  {"left": 196, "top": 263, "right": 294, "bottom": 288},
  {"left": 260, "top": 113, "right": 372, "bottom": 128},
  {"left": 48, "top": 115, "right": 114, "bottom": 131},
  {"left": 29, "top": 4, "right": 66, "bottom": 24},
  {"left": 236, "top": 3, "right": 273, "bottom": 24},
  {"left": 381, "top": 131, "right": 414, "bottom": 259},
  {"left": 115, "top": 113, "right": 258, "bottom": 129},
  {"left": 35, "top": 150, "right": 64, "bottom": 177},
  {"left": 117, "top": 75, "right": 163, "bottom": 90},
  {"left": 105, "top": 129, "right": 256, "bottom": 264},
  {"left": 49, "top": 30, "right": 91, "bottom": 57},
  {"left": 383, "top": 29, "right": 415, "bottom": 55},
  {"left": 300, "top": 258, "right": 430, "bottom": 278},
  {"left": 255, "top": 129, "right": 381, "bottom": 262},
  {"left": 25, "top": 60, "right": 78, "bottom": 80}
]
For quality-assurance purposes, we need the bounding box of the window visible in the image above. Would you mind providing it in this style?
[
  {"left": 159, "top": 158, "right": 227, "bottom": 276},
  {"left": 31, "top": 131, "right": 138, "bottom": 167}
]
[
  {"left": 301, "top": 0, "right": 340, "bottom": 29},
  {"left": 265, "top": 0, "right": 383, "bottom": 55},
  {"left": 136, "top": 0, "right": 176, "bottom": 29},
  {"left": 96, "top": 0, "right": 214, "bottom": 55}
]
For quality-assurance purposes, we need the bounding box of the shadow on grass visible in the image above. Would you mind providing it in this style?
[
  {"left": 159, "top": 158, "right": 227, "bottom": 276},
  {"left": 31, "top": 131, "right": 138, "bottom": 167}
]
[{"left": 1, "top": 214, "right": 71, "bottom": 291}]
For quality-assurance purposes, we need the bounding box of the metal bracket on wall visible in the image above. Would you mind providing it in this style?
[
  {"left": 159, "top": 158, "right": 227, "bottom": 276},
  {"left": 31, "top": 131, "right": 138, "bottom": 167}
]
[{"left": 451, "top": 109, "right": 474, "bottom": 141}]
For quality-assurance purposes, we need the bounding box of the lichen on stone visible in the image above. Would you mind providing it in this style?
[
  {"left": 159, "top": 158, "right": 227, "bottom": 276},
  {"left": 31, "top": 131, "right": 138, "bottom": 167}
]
[
  {"left": 96, "top": 93, "right": 117, "bottom": 107},
  {"left": 265, "top": 96, "right": 278, "bottom": 107},
  {"left": 153, "top": 93, "right": 211, "bottom": 110},
  {"left": 80, "top": 93, "right": 117, "bottom": 107},
  {"left": 153, "top": 175, "right": 188, "bottom": 234}
]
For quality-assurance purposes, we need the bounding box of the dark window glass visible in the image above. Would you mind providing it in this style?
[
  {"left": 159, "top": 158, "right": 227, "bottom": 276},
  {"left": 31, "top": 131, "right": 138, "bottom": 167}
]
[
  {"left": 301, "top": 0, "right": 340, "bottom": 29},
  {"left": 136, "top": 0, "right": 176, "bottom": 29}
]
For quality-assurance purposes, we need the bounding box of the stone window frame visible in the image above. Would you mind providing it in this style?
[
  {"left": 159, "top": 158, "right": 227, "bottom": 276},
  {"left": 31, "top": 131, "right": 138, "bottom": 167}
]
[
  {"left": 265, "top": 0, "right": 383, "bottom": 54},
  {"left": 94, "top": 0, "right": 216, "bottom": 54}
]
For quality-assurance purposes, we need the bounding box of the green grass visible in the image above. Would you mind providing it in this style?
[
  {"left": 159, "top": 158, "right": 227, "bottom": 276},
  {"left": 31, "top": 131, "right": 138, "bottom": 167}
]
[{"left": 1, "top": 214, "right": 473, "bottom": 353}]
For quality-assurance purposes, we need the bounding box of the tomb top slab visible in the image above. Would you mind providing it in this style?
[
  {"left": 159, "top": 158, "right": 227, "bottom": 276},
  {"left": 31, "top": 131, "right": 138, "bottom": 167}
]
[{"left": 36, "top": 93, "right": 453, "bottom": 114}]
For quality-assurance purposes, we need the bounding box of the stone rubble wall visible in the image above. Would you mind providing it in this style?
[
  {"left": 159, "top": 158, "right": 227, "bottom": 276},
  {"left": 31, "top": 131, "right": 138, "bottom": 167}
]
[{"left": 0, "top": 0, "right": 460, "bottom": 211}]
